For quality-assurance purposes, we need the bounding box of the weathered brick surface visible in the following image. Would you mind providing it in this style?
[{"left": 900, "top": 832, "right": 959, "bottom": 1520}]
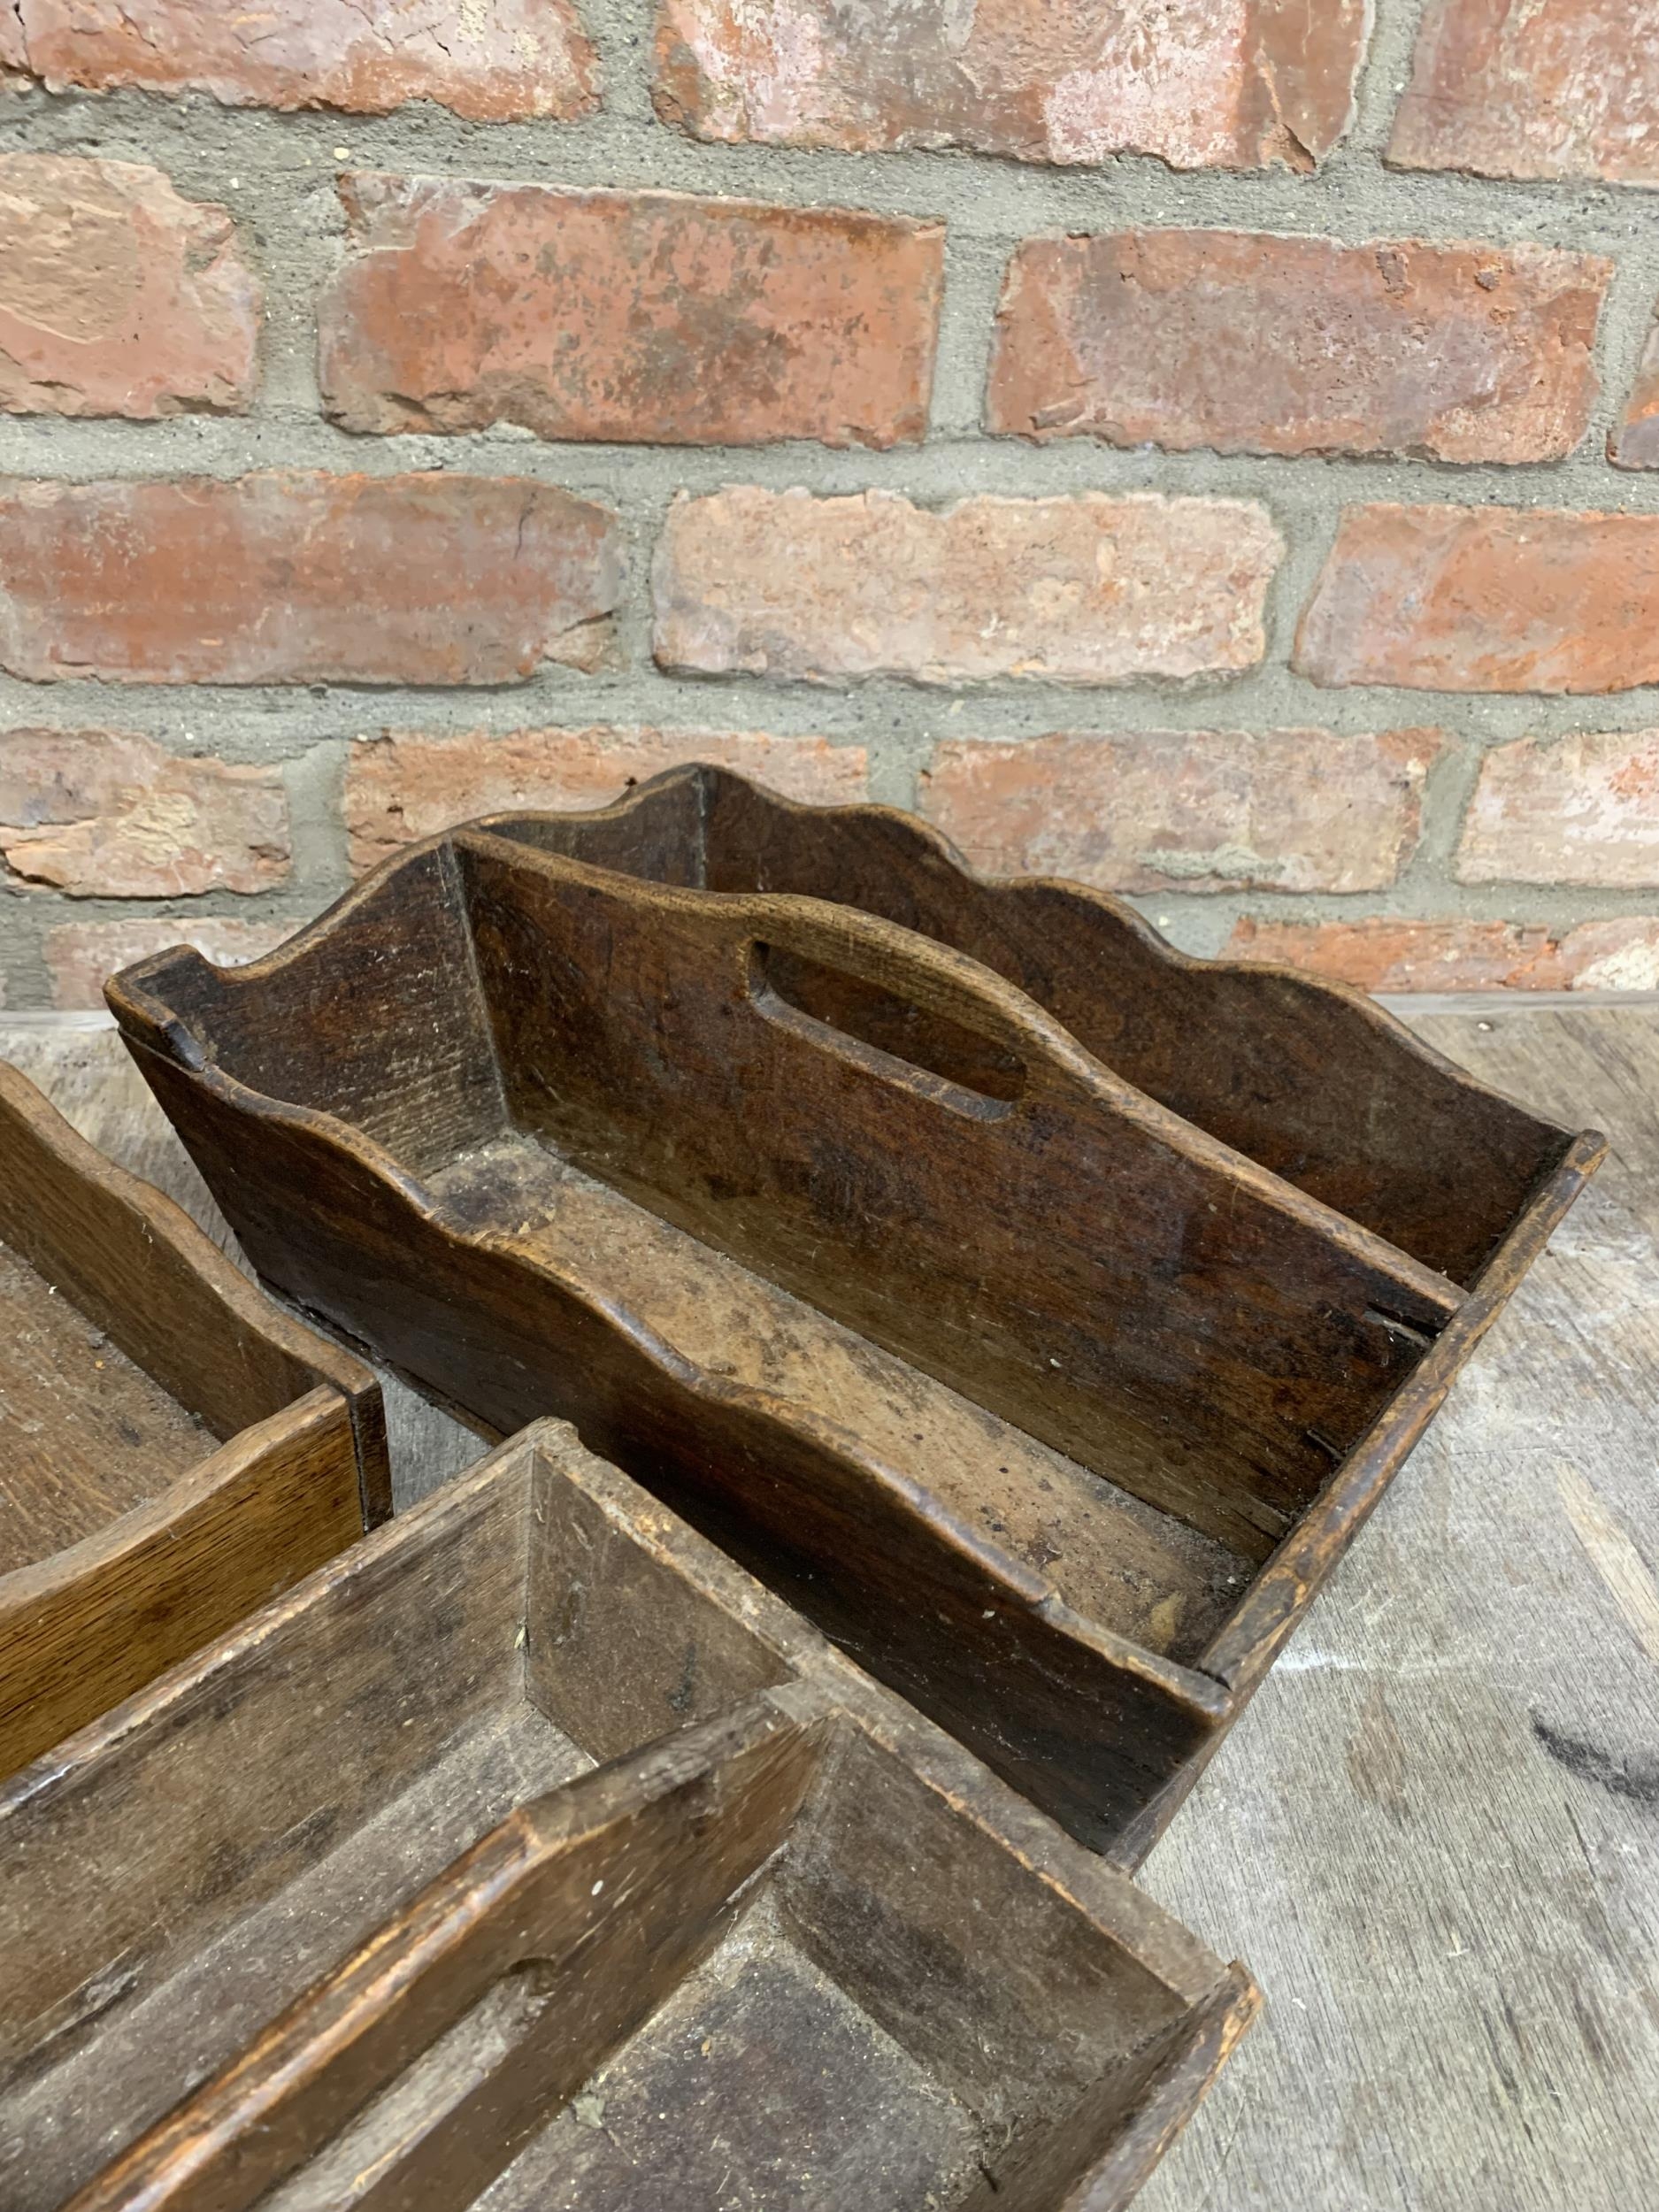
[
  {"left": 0, "top": 473, "right": 621, "bottom": 686},
  {"left": 1524, "top": 918, "right": 1659, "bottom": 992},
  {"left": 1228, "top": 916, "right": 1659, "bottom": 993},
  {"left": 1295, "top": 505, "right": 1659, "bottom": 695},
  {"left": 47, "top": 918, "right": 293, "bottom": 1010},
  {"left": 321, "top": 177, "right": 941, "bottom": 450},
  {"left": 5, "top": 12, "right": 1659, "bottom": 1007},
  {"left": 1612, "top": 307, "right": 1659, "bottom": 470},
  {"left": 6, "top": 0, "right": 597, "bottom": 120},
  {"left": 345, "top": 727, "right": 866, "bottom": 873},
  {"left": 655, "top": 0, "right": 1371, "bottom": 171},
  {"left": 1390, "top": 0, "right": 1659, "bottom": 187},
  {"left": 988, "top": 231, "right": 1607, "bottom": 464},
  {"left": 0, "top": 155, "right": 260, "bottom": 420},
  {"left": 921, "top": 729, "right": 1439, "bottom": 894},
  {"left": 0, "top": 729, "right": 288, "bottom": 895},
  {"left": 1458, "top": 728, "right": 1659, "bottom": 887},
  {"left": 654, "top": 488, "right": 1282, "bottom": 687}
]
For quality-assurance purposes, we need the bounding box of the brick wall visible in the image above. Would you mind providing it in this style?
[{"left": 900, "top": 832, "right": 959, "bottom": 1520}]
[{"left": 4, "top": 0, "right": 1659, "bottom": 1007}]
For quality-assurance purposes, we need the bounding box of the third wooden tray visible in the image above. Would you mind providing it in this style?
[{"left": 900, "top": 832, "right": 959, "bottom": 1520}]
[{"left": 4, "top": 1422, "right": 1254, "bottom": 2212}]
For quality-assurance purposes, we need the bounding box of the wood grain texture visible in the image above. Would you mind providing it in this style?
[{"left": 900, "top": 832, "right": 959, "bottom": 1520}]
[
  {"left": 0, "top": 1233, "right": 212, "bottom": 1568},
  {"left": 0, "top": 1388, "right": 361, "bottom": 1780},
  {"left": 4, "top": 1006, "right": 1647, "bottom": 2210},
  {"left": 1137, "top": 1002, "right": 1659, "bottom": 2212},
  {"left": 487, "top": 764, "right": 1571, "bottom": 1284},
  {"left": 0, "top": 1022, "right": 497, "bottom": 1511},
  {"left": 426, "top": 1131, "right": 1247, "bottom": 1666},
  {"left": 0, "top": 1417, "right": 1252, "bottom": 2212},
  {"left": 110, "top": 1009, "right": 1230, "bottom": 1855},
  {"left": 102, "top": 776, "right": 1590, "bottom": 1857},
  {"left": 0, "top": 1059, "right": 389, "bottom": 1776},
  {"left": 0, "top": 1059, "right": 389, "bottom": 1509},
  {"left": 453, "top": 828, "right": 1463, "bottom": 1534},
  {"left": 67, "top": 1693, "right": 831, "bottom": 2212}
]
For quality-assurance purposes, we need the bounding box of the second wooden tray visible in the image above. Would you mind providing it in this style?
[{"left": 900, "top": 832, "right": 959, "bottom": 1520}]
[{"left": 0, "top": 1060, "right": 390, "bottom": 1778}]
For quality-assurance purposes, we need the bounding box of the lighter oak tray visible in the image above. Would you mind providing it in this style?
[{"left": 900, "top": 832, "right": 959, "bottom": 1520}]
[{"left": 0, "top": 1060, "right": 389, "bottom": 1778}]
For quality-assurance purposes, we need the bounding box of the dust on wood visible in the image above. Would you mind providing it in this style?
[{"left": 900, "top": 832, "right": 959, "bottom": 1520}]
[
  {"left": 9, "top": 1428, "right": 1251, "bottom": 2212},
  {"left": 101, "top": 769, "right": 1589, "bottom": 1857},
  {"left": 0, "top": 1240, "right": 211, "bottom": 1571}
]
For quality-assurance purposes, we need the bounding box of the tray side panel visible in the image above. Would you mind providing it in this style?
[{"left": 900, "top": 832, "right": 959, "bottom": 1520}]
[
  {"left": 0, "top": 1388, "right": 362, "bottom": 1781},
  {"left": 1200, "top": 1133, "right": 1609, "bottom": 1700},
  {"left": 956, "top": 1965, "right": 1260, "bottom": 2212},
  {"left": 0, "top": 1446, "right": 531, "bottom": 2094},
  {"left": 0, "top": 1231, "right": 216, "bottom": 1569},
  {"left": 122, "top": 845, "right": 509, "bottom": 1181},
  {"left": 776, "top": 1721, "right": 1200, "bottom": 2134},
  {"left": 525, "top": 1442, "right": 797, "bottom": 1755},
  {"left": 0, "top": 1061, "right": 391, "bottom": 1524},
  {"left": 0, "top": 1062, "right": 317, "bottom": 1440}
]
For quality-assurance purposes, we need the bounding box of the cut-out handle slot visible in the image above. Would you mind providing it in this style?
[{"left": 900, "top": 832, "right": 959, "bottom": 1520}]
[{"left": 748, "top": 940, "right": 1026, "bottom": 1112}]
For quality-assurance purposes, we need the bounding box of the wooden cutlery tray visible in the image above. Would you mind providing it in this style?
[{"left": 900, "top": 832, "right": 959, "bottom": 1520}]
[
  {"left": 0, "top": 1060, "right": 389, "bottom": 1779},
  {"left": 3, "top": 1423, "right": 1255, "bottom": 2212},
  {"left": 107, "top": 772, "right": 1601, "bottom": 1861}
]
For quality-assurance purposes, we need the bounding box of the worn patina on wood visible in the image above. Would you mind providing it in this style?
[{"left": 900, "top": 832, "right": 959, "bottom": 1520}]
[
  {"left": 0, "top": 1059, "right": 390, "bottom": 1778},
  {"left": 4, "top": 1006, "right": 1647, "bottom": 2212},
  {"left": 2, "top": 1422, "right": 1256, "bottom": 2212},
  {"left": 106, "top": 767, "right": 1601, "bottom": 1860}
]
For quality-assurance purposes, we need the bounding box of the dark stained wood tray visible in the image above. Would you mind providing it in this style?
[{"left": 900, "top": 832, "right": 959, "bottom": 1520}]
[
  {"left": 106, "top": 770, "right": 1602, "bottom": 1863},
  {"left": 0, "top": 1059, "right": 390, "bottom": 1779},
  {"left": 1, "top": 1422, "right": 1256, "bottom": 2212}
]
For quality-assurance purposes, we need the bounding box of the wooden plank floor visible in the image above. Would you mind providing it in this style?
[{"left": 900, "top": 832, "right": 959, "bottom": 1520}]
[{"left": 4, "top": 1002, "right": 1656, "bottom": 2212}]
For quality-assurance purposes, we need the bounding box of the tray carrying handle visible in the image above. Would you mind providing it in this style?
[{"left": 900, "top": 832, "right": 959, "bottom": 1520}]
[
  {"left": 741, "top": 921, "right": 1031, "bottom": 1117},
  {"left": 466, "top": 822, "right": 1060, "bottom": 1120}
]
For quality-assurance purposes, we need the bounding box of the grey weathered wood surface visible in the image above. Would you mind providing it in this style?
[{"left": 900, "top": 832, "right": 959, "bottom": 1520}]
[{"left": 3, "top": 1002, "right": 1655, "bottom": 2211}]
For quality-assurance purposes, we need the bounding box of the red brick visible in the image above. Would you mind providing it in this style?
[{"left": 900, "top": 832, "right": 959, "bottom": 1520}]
[
  {"left": 321, "top": 176, "right": 941, "bottom": 452},
  {"left": 1390, "top": 0, "right": 1659, "bottom": 186},
  {"left": 1295, "top": 505, "right": 1659, "bottom": 695},
  {"left": 1227, "top": 915, "right": 1659, "bottom": 993},
  {"left": 344, "top": 727, "right": 867, "bottom": 873},
  {"left": 45, "top": 918, "right": 292, "bottom": 1010},
  {"left": 920, "top": 729, "right": 1439, "bottom": 895},
  {"left": 0, "top": 473, "right": 620, "bottom": 687},
  {"left": 0, "top": 155, "right": 259, "bottom": 420},
  {"left": 989, "top": 230, "right": 1607, "bottom": 465},
  {"left": 1227, "top": 917, "right": 1542, "bottom": 991},
  {"left": 1457, "top": 728, "right": 1659, "bottom": 888},
  {"left": 0, "top": 728, "right": 288, "bottom": 896},
  {"left": 655, "top": 0, "right": 1371, "bottom": 171},
  {"left": 1611, "top": 306, "right": 1659, "bottom": 471},
  {"left": 1524, "top": 918, "right": 1659, "bottom": 992},
  {"left": 654, "top": 488, "right": 1282, "bottom": 687},
  {"left": 6, "top": 0, "right": 596, "bottom": 120}
]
